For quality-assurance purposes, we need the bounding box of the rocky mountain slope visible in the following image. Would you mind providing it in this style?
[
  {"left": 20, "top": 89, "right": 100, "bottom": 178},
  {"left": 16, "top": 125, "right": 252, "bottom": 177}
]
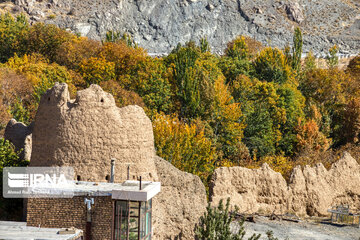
[{"left": 1, "top": 0, "right": 359, "bottom": 55}]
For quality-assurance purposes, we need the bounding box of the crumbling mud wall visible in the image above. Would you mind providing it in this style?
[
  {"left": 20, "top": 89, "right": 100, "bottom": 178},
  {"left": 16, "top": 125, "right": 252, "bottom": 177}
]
[
  {"left": 4, "top": 119, "right": 32, "bottom": 161},
  {"left": 210, "top": 152, "right": 360, "bottom": 216},
  {"left": 19, "top": 83, "right": 206, "bottom": 240},
  {"left": 153, "top": 156, "right": 207, "bottom": 239},
  {"left": 30, "top": 83, "right": 157, "bottom": 182}
]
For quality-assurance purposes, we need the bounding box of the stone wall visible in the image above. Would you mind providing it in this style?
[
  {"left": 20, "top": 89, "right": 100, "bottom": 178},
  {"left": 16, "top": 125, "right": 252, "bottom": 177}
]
[
  {"left": 210, "top": 152, "right": 360, "bottom": 217},
  {"left": 27, "top": 196, "right": 113, "bottom": 240}
]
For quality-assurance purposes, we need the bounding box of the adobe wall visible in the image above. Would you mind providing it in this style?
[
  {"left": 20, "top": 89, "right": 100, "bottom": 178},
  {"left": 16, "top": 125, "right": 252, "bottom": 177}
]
[
  {"left": 27, "top": 196, "right": 113, "bottom": 240},
  {"left": 210, "top": 152, "right": 360, "bottom": 216},
  {"left": 30, "top": 83, "right": 158, "bottom": 182}
]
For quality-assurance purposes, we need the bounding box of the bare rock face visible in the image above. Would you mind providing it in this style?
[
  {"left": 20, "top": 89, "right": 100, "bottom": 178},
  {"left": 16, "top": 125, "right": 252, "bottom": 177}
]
[
  {"left": 27, "top": 83, "right": 206, "bottom": 239},
  {"left": 210, "top": 152, "right": 360, "bottom": 217},
  {"left": 4, "top": 119, "right": 33, "bottom": 161},
  {"left": 3, "top": 0, "right": 359, "bottom": 55},
  {"left": 153, "top": 156, "right": 207, "bottom": 239},
  {"left": 284, "top": 2, "right": 305, "bottom": 24}
]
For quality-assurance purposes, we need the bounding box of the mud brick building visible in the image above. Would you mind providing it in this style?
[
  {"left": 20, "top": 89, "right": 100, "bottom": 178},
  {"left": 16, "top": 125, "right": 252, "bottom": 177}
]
[{"left": 27, "top": 180, "right": 161, "bottom": 240}]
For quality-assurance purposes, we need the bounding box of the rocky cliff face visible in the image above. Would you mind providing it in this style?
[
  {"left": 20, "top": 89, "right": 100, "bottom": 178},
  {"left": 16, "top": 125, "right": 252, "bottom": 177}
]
[
  {"left": 210, "top": 152, "right": 360, "bottom": 216},
  {"left": 6, "top": 83, "right": 206, "bottom": 240},
  {"left": 1, "top": 0, "right": 359, "bottom": 55}
]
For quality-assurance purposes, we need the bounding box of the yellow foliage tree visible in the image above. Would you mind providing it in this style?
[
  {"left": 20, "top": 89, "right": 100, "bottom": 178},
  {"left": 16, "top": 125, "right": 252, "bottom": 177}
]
[
  {"left": 55, "top": 37, "right": 102, "bottom": 69},
  {"left": 152, "top": 113, "right": 216, "bottom": 182},
  {"left": 211, "top": 76, "right": 248, "bottom": 163},
  {"left": 78, "top": 56, "right": 115, "bottom": 86},
  {"left": 4, "top": 53, "right": 78, "bottom": 117},
  {"left": 253, "top": 47, "right": 294, "bottom": 85}
]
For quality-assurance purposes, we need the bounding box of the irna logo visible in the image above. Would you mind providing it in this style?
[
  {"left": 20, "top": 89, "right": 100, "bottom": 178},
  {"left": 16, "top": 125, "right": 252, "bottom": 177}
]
[{"left": 7, "top": 172, "right": 68, "bottom": 188}]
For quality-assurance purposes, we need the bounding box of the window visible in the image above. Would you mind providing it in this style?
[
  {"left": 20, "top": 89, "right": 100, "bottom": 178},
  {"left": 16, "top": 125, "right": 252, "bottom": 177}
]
[{"left": 114, "top": 200, "right": 152, "bottom": 240}]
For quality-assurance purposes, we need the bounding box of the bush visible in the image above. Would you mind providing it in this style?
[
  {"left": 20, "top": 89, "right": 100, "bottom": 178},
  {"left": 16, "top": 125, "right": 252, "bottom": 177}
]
[
  {"left": 195, "top": 198, "right": 261, "bottom": 240},
  {"left": 0, "top": 67, "right": 33, "bottom": 125},
  {"left": 346, "top": 55, "right": 360, "bottom": 80}
]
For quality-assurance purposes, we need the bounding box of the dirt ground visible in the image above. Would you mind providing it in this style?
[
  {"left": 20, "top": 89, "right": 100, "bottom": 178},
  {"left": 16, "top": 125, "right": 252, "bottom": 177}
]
[{"left": 231, "top": 216, "right": 360, "bottom": 240}]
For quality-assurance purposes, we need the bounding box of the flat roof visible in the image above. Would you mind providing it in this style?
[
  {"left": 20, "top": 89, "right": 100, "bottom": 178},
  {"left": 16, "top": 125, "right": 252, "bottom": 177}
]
[
  {"left": 30, "top": 180, "right": 161, "bottom": 201},
  {"left": 0, "top": 221, "right": 82, "bottom": 240}
]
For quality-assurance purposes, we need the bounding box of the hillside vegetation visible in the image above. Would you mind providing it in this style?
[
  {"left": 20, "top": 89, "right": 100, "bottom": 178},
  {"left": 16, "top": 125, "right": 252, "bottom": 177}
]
[{"left": 1, "top": 13, "right": 360, "bottom": 185}]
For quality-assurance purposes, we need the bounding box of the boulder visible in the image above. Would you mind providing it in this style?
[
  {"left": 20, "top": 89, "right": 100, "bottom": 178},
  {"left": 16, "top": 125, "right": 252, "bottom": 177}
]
[{"left": 284, "top": 2, "right": 305, "bottom": 23}]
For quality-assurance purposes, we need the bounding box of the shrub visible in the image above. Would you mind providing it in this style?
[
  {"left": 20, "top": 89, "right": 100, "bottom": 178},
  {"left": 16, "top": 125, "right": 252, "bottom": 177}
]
[
  {"left": 195, "top": 198, "right": 261, "bottom": 240},
  {"left": 0, "top": 138, "right": 28, "bottom": 221},
  {"left": 225, "top": 36, "right": 249, "bottom": 60},
  {"left": 0, "top": 67, "right": 33, "bottom": 124},
  {"left": 346, "top": 55, "right": 360, "bottom": 80}
]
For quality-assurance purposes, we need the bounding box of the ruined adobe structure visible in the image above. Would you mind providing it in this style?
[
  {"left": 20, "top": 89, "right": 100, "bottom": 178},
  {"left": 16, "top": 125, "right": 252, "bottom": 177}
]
[
  {"left": 5, "top": 83, "right": 360, "bottom": 239},
  {"left": 210, "top": 152, "right": 360, "bottom": 216},
  {"left": 22, "top": 83, "right": 207, "bottom": 240}
]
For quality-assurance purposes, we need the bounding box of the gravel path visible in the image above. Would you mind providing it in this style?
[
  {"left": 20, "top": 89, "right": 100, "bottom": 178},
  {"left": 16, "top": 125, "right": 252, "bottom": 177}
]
[{"left": 231, "top": 216, "right": 360, "bottom": 240}]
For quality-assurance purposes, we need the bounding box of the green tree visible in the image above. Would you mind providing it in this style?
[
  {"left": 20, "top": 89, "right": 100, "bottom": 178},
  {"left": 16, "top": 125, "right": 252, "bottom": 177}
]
[
  {"left": 200, "top": 37, "right": 210, "bottom": 53},
  {"left": 0, "top": 138, "right": 29, "bottom": 221},
  {"left": 0, "top": 13, "right": 29, "bottom": 63},
  {"left": 195, "top": 198, "right": 260, "bottom": 240},
  {"left": 26, "top": 23, "right": 74, "bottom": 62},
  {"left": 167, "top": 42, "right": 200, "bottom": 118},
  {"left": 127, "top": 58, "right": 173, "bottom": 114},
  {"left": 326, "top": 45, "right": 339, "bottom": 68},
  {"left": 291, "top": 27, "right": 303, "bottom": 72},
  {"left": 253, "top": 47, "right": 293, "bottom": 85}
]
